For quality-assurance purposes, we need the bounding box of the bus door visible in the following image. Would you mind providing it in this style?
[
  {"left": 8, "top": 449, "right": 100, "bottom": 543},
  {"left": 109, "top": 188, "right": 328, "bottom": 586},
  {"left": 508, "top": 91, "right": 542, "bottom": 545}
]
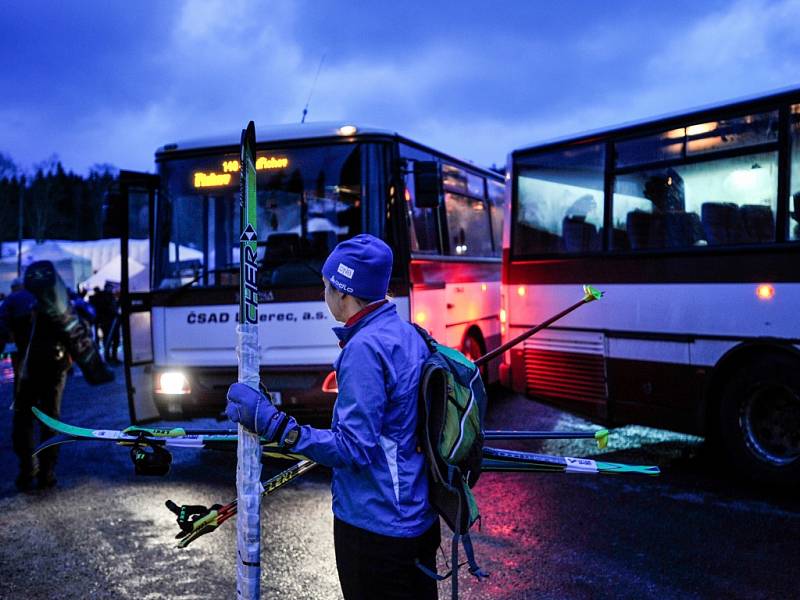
[{"left": 118, "top": 171, "right": 160, "bottom": 423}]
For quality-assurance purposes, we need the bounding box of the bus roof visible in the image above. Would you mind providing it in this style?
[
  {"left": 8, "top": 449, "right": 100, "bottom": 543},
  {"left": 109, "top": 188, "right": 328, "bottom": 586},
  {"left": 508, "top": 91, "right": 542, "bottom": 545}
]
[
  {"left": 512, "top": 85, "right": 800, "bottom": 156},
  {"left": 155, "top": 121, "right": 504, "bottom": 180},
  {"left": 155, "top": 122, "right": 396, "bottom": 155}
]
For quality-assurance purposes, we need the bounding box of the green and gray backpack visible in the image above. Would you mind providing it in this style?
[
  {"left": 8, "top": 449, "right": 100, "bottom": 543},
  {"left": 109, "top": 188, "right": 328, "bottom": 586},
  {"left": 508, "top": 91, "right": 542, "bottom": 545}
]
[{"left": 413, "top": 324, "right": 489, "bottom": 598}]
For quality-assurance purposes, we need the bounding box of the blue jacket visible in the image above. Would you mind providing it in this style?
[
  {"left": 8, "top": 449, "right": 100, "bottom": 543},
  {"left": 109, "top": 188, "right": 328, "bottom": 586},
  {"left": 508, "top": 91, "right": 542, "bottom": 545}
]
[{"left": 293, "top": 302, "right": 436, "bottom": 537}]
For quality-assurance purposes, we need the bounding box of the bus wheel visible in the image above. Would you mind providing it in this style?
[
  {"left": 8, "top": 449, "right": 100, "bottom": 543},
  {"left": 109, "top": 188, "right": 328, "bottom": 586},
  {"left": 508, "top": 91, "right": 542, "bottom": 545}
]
[{"left": 719, "top": 353, "right": 800, "bottom": 484}]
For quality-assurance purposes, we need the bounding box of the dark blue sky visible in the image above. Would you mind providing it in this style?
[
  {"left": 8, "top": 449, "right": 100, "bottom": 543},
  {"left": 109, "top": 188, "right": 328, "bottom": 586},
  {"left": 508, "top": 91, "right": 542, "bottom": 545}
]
[{"left": 2, "top": 0, "right": 799, "bottom": 174}]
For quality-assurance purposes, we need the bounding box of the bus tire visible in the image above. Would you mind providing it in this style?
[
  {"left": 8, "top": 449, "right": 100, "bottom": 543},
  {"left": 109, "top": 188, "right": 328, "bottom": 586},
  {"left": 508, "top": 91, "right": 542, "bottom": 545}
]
[{"left": 718, "top": 352, "right": 800, "bottom": 485}]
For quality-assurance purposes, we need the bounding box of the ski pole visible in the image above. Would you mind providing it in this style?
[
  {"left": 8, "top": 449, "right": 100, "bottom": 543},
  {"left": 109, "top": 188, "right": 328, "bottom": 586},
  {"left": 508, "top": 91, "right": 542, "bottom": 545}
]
[
  {"left": 168, "top": 459, "right": 319, "bottom": 548},
  {"left": 485, "top": 428, "right": 609, "bottom": 449},
  {"left": 474, "top": 284, "right": 603, "bottom": 367}
]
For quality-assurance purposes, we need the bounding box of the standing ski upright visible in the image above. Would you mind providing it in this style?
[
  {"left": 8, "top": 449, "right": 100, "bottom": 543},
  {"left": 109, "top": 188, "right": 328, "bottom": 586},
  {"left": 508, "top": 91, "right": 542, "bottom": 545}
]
[{"left": 236, "top": 121, "right": 261, "bottom": 599}]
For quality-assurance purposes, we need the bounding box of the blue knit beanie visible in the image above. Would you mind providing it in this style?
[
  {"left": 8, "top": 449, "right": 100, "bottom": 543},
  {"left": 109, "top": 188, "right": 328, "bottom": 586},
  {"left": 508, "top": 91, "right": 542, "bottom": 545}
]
[{"left": 321, "top": 234, "right": 393, "bottom": 301}]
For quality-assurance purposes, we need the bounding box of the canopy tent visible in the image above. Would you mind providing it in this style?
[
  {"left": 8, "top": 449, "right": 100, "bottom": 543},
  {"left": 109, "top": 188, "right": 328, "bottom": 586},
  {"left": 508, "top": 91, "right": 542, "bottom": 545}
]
[
  {"left": 0, "top": 241, "right": 93, "bottom": 295},
  {"left": 1, "top": 239, "right": 205, "bottom": 296},
  {"left": 82, "top": 255, "right": 149, "bottom": 293}
]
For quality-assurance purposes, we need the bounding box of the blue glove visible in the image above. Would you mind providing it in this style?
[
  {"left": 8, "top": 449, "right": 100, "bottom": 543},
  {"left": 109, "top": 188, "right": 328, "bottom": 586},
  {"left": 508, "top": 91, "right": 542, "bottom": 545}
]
[{"left": 225, "top": 382, "right": 300, "bottom": 446}]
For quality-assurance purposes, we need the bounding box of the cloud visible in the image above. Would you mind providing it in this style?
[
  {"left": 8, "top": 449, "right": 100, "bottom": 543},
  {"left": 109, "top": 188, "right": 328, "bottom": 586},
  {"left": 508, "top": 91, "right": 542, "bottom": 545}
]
[{"left": 1, "top": 0, "right": 799, "bottom": 175}]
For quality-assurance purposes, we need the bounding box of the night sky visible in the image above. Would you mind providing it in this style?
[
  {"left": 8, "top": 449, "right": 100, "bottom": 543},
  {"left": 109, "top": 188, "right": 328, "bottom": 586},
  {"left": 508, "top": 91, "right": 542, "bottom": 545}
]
[{"left": 2, "top": 0, "right": 799, "bottom": 175}]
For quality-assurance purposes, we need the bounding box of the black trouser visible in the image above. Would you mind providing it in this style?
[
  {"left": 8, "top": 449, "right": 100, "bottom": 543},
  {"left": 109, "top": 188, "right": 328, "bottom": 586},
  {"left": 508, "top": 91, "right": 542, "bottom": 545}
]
[
  {"left": 103, "top": 318, "right": 120, "bottom": 361},
  {"left": 334, "top": 517, "right": 441, "bottom": 600},
  {"left": 12, "top": 366, "right": 67, "bottom": 476}
]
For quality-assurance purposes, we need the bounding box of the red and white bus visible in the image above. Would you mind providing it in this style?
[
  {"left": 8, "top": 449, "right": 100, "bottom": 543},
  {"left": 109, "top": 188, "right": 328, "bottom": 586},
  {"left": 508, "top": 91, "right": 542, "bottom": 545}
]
[
  {"left": 113, "top": 123, "right": 505, "bottom": 423},
  {"left": 501, "top": 88, "right": 800, "bottom": 483}
]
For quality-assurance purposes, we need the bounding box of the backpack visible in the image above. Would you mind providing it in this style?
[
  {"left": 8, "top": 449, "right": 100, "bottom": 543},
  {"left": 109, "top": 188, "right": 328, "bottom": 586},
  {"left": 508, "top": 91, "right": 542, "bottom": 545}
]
[{"left": 413, "top": 324, "right": 489, "bottom": 599}]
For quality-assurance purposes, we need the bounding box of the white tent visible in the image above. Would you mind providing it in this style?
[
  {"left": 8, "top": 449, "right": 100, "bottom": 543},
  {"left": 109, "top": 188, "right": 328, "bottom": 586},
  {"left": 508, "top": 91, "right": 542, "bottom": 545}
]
[
  {"left": 1, "top": 239, "right": 205, "bottom": 295},
  {"left": 82, "top": 255, "right": 149, "bottom": 292},
  {"left": 0, "top": 241, "right": 93, "bottom": 293}
]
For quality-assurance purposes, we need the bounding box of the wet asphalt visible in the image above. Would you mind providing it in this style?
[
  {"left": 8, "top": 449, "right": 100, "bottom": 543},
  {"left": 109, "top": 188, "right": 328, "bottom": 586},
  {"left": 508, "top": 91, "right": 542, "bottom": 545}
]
[{"left": 0, "top": 367, "right": 798, "bottom": 600}]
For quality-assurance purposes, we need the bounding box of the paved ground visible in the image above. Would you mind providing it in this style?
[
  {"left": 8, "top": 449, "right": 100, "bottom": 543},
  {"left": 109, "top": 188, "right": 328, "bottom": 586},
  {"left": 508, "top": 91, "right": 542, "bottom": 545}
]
[{"left": 0, "top": 366, "right": 798, "bottom": 599}]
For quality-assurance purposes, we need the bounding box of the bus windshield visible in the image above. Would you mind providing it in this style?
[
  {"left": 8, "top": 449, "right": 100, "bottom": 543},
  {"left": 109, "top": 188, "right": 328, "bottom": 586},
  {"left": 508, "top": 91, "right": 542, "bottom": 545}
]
[{"left": 154, "top": 143, "right": 365, "bottom": 289}]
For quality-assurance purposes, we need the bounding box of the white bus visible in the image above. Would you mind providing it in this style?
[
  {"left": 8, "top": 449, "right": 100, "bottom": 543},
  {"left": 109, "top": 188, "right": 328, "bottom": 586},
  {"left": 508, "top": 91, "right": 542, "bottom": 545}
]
[
  {"left": 112, "top": 123, "right": 505, "bottom": 423},
  {"left": 501, "top": 88, "right": 800, "bottom": 483}
]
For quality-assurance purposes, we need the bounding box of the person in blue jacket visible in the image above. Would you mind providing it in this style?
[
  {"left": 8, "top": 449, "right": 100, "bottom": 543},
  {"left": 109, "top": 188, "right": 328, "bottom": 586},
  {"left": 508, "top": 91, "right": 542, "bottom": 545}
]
[{"left": 226, "top": 234, "right": 440, "bottom": 600}]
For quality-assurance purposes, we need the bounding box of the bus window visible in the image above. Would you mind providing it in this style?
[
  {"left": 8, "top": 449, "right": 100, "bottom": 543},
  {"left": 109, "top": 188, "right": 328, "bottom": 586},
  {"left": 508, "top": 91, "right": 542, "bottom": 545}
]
[
  {"left": 401, "top": 145, "right": 441, "bottom": 254},
  {"left": 444, "top": 192, "right": 493, "bottom": 257},
  {"left": 442, "top": 164, "right": 467, "bottom": 193},
  {"left": 616, "top": 111, "right": 778, "bottom": 167},
  {"left": 155, "top": 144, "right": 365, "bottom": 289},
  {"left": 790, "top": 104, "right": 800, "bottom": 242},
  {"left": 613, "top": 152, "right": 778, "bottom": 250},
  {"left": 513, "top": 143, "right": 604, "bottom": 255},
  {"left": 487, "top": 179, "right": 505, "bottom": 256}
]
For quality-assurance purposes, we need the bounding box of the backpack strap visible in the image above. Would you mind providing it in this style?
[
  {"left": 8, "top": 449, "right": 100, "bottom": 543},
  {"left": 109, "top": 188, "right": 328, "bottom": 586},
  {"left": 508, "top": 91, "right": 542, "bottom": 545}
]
[
  {"left": 412, "top": 322, "right": 437, "bottom": 353},
  {"left": 461, "top": 533, "right": 489, "bottom": 580}
]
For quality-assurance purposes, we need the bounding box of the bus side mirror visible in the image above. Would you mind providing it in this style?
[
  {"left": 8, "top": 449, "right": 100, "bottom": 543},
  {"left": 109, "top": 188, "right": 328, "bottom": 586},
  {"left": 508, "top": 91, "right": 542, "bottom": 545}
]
[{"left": 413, "top": 161, "right": 442, "bottom": 208}]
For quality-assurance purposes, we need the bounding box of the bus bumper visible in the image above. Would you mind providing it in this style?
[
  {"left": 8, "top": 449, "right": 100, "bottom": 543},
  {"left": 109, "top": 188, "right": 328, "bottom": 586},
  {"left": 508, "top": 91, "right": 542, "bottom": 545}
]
[{"left": 153, "top": 365, "right": 336, "bottom": 420}]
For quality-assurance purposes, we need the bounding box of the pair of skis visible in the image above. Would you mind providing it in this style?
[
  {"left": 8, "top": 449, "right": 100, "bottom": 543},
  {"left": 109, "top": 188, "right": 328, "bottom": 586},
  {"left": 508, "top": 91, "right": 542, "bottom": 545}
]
[
  {"left": 32, "top": 405, "right": 609, "bottom": 457},
  {"left": 32, "top": 406, "right": 659, "bottom": 548}
]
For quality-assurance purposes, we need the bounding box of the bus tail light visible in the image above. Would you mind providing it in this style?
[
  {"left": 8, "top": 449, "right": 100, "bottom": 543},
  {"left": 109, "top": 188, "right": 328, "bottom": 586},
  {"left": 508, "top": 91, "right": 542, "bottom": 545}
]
[
  {"left": 322, "top": 371, "right": 338, "bottom": 393},
  {"left": 155, "top": 371, "right": 191, "bottom": 395},
  {"left": 756, "top": 284, "right": 775, "bottom": 301},
  {"left": 415, "top": 311, "right": 427, "bottom": 325}
]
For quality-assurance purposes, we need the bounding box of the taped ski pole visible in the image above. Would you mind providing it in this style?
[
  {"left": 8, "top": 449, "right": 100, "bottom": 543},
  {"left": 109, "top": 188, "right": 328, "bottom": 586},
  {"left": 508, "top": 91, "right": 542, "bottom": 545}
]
[
  {"left": 474, "top": 284, "right": 603, "bottom": 367},
  {"left": 236, "top": 121, "right": 261, "bottom": 600}
]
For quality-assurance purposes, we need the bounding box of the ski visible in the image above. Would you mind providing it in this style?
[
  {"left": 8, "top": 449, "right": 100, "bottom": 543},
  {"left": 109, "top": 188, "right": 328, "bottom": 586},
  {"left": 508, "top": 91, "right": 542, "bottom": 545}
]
[
  {"left": 236, "top": 120, "right": 262, "bottom": 599},
  {"left": 32, "top": 407, "right": 303, "bottom": 461},
  {"left": 483, "top": 446, "right": 660, "bottom": 476},
  {"left": 35, "top": 407, "right": 612, "bottom": 452}
]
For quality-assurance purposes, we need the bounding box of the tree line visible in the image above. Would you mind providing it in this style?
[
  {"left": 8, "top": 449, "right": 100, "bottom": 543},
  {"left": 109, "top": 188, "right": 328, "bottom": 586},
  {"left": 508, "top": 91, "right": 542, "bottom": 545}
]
[{"left": 0, "top": 152, "right": 118, "bottom": 243}]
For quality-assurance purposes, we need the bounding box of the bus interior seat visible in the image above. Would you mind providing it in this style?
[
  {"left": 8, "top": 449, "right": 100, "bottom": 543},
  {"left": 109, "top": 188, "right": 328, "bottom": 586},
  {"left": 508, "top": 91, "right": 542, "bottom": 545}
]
[
  {"left": 562, "top": 216, "right": 598, "bottom": 252},
  {"left": 308, "top": 230, "right": 337, "bottom": 257},
  {"left": 739, "top": 205, "right": 774, "bottom": 243},
  {"left": 265, "top": 232, "right": 301, "bottom": 261},
  {"left": 611, "top": 228, "right": 630, "bottom": 250},
  {"left": 513, "top": 223, "right": 562, "bottom": 254},
  {"left": 626, "top": 210, "right": 665, "bottom": 249},
  {"left": 664, "top": 211, "right": 704, "bottom": 248},
  {"left": 701, "top": 202, "right": 745, "bottom": 245}
]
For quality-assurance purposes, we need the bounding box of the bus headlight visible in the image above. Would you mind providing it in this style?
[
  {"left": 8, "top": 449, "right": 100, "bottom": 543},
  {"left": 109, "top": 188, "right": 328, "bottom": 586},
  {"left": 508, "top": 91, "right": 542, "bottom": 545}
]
[{"left": 156, "top": 371, "right": 191, "bottom": 395}]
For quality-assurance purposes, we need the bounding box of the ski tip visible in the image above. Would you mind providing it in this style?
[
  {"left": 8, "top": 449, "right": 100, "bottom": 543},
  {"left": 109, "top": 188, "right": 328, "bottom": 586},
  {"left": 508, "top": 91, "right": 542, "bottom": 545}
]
[
  {"left": 582, "top": 285, "right": 604, "bottom": 302},
  {"left": 597, "top": 461, "right": 661, "bottom": 476},
  {"left": 32, "top": 406, "right": 57, "bottom": 430},
  {"left": 595, "top": 429, "right": 609, "bottom": 449}
]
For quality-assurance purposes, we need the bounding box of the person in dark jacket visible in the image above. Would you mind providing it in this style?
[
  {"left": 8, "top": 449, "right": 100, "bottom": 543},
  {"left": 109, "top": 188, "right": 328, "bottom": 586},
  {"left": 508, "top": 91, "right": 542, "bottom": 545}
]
[
  {"left": 226, "top": 234, "right": 440, "bottom": 600},
  {"left": 0, "top": 278, "right": 35, "bottom": 401},
  {"left": 0, "top": 274, "right": 71, "bottom": 491},
  {"left": 90, "top": 282, "right": 119, "bottom": 363}
]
